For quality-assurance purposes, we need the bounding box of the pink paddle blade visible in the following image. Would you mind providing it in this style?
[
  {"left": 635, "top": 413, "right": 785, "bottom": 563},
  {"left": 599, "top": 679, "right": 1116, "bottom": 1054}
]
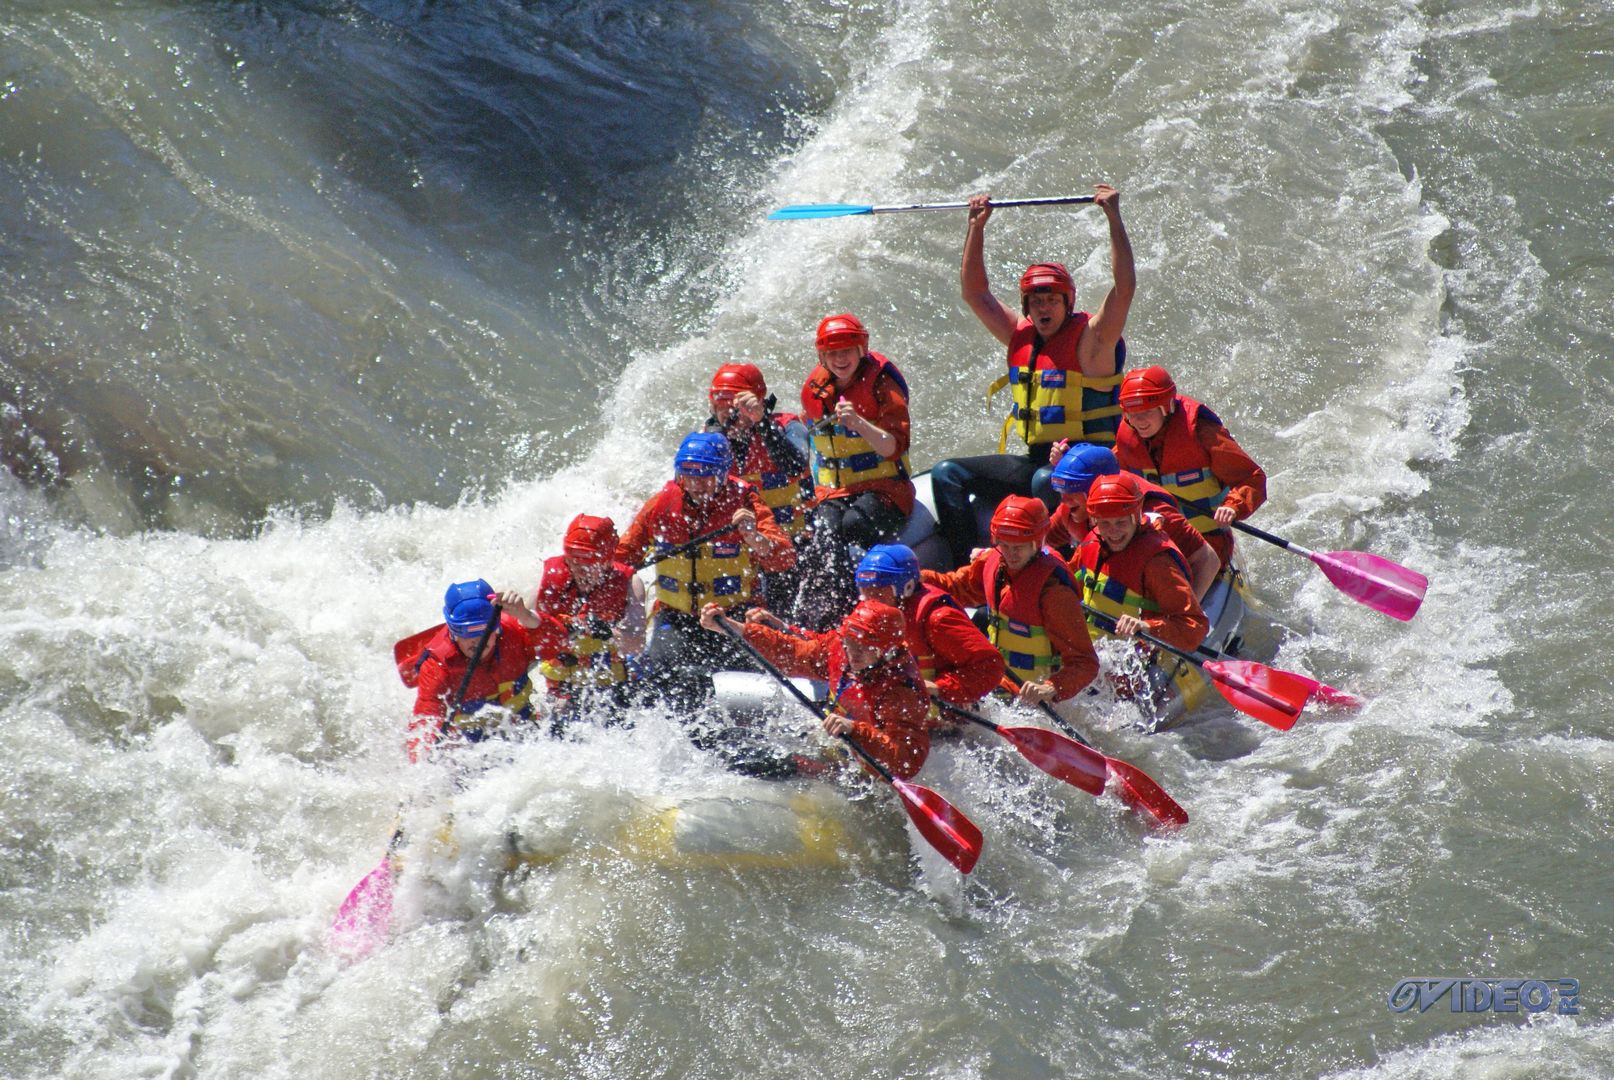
[
  {"left": 999, "top": 724, "right": 1108, "bottom": 795},
  {"left": 1202, "top": 660, "right": 1312, "bottom": 731},
  {"left": 327, "top": 857, "right": 395, "bottom": 960},
  {"left": 1103, "top": 759, "right": 1190, "bottom": 829},
  {"left": 892, "top": 779, "right": 984, "bottom": 874},
  {"left": 1310, "top": 550, "right": 1427, "bottom": 621}
]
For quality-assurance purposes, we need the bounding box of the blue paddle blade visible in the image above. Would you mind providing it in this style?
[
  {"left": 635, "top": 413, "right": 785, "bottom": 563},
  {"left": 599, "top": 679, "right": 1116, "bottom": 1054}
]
[{"left": 767, "top": 203, "right": 876, "bottom": 220}]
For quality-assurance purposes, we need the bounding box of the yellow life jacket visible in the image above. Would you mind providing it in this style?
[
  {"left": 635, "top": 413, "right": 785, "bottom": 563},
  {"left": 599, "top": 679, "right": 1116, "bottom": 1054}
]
[
  {"left": 987, "top": 314, "right": 1125, "bottom": 451},
  {"left": 653, "top": 538, "right": 754, "bottom": 614}
]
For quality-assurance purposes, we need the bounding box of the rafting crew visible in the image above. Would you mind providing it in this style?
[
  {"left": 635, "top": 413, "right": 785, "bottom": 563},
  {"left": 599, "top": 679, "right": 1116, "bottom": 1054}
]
[
  {"left": 702, "top": 598, "right": 933, "bottom": 779},
  {"left": 404, "top": 580, "right": 547, "bottom": 763},
  {"left": 930, "top": 184, "right": 1136, "bottom": 568},
  {"left": 795, "top": 313, "right": 916, "bottom": 630},
  {"left": 614, "top": 432, "right": 796, "bottom": 715},
  {"left": 1046, "top": 442, "right": 1221, "bottom": 601},
  {"left": 1114, "top": 365, "right": 1266, "bottom": 567},
  {"left": 532, "top": 513, "right": 646, "bottom": 728},
  {"left": 1074, "top": 473, "right": 1209, "bottom": 654},
  {"left": 702, "top": 362, "right": 814, "bottom": 613},
  {"left": 921, "top": 496, "right": 1100, "bottom": 708}
]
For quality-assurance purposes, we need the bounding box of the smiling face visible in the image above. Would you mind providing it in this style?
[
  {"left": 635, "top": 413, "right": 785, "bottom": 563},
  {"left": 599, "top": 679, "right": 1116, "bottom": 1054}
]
[
  {"left": 1122, "top": 405, "right": 1169, "bottom": 438},
  {"left": 817, "top": 346, "right": 864, "bottom": 387},
  {"left": 1092, "top": 513, "right": 1140, "bottom": 550}
]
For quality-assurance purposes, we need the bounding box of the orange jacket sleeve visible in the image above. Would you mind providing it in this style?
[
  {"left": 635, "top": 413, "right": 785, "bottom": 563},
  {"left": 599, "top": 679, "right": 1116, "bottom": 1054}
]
[
  {"left": 844, "top": 667, "right": 932, "bottom": 780},
  {"left": 744, "top": 486, "right": 798, "bottom": 572},
  {"left": 1138, "top": 553, "right": 1210, "bottom": 653},
  {"left": 740, "top": 622, "right": 834, "bottom": 680},
  {"left": 921, "top": 554, "right": 990, "bottom": 608},
  {"left": 923, "top": 602, "right": 1005, "bottom": 705},
  {"left": 614, "top": 488, "right": 671, "bottom": 567},
  {"left": 1040, "top": 577, "right": 1100, "bottom": 701},
  {"left": 1196, "top": 418, "right": 1267, "bottom": 519}
]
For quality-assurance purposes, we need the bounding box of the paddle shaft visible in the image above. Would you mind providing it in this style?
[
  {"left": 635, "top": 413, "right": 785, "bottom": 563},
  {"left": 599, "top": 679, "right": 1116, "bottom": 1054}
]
[
  {"left": 715, "top": 623, "right": 901, "bottom": 783},
  {"left": 635, "top": 522, "right": 748, "bottom": 571},
  {"left": 869, "top": 195, "right": 1095, "bottom": 214}
]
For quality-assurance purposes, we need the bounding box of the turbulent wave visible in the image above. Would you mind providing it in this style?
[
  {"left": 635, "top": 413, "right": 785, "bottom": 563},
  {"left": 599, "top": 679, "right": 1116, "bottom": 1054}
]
[{"left": 3, "top": 1, "right": 1612, "bottom": 1078}]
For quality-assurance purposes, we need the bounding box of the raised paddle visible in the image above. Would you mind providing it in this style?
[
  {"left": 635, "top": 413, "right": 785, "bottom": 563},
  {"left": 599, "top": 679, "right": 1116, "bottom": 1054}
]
[
  {"left": 1084, "top": 606, "right": 1310, "bottom": 731},
  {"left": 331, "top": 604, "right": 500, "bottom": 960},
  {"left": 768, "top": 195, "right": 1096, "bottom": 221},
  {"left": 999, "top": 672, "right": 1189, "bottom": 828},
  {"left": 1177, "top": 498, "right": 1427, "bottom": 621},
  {"left": 716, "top": 622, "right": 983, "bottom": 874},
  {"left": 936, "top": 701, "right": 1107, "bottom": 796}
]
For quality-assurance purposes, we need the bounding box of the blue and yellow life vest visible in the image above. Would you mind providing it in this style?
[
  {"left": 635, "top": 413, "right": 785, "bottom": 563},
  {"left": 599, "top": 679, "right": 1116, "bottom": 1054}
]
[
  {"left": 1073, "top": 521, "right": 1188, "bottom": 640},
  {"left": 800, "top": 352, "right": 912, "bottom": 492},
  {"left": 981, "top": 549, "right": 1073, "bottom": 684},
  {"left": 1114, "top": 394, "right": 1230, "bottom": 535},
  {"left": 988, "top": 313, "right": 1125, "bottom": 451},
  {"left": 654, "top": 537, "right": 754, "bottom": 614}
]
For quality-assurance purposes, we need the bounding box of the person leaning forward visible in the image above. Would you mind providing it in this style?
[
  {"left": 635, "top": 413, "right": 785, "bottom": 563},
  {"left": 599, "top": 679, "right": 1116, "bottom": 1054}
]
[
  {"left": 921, "top": 495, "right": 1100, "bottom": 709},
  {"left": 703, "top": 598, "right": 932, "bottom": 780},
  {"left": 930, "top": 184, "right": 1136, "bottom": 569},
  {"left": 615, "top": 432, "right": 795, "bottom": 714}
]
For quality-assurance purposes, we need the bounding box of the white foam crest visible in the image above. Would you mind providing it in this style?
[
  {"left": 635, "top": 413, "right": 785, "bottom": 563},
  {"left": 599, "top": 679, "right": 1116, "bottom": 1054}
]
[
  {"left": 1326, "top": 1013, "right": 1614, "bottom": 1079},
  {"left": 585, "top": 1, "right": 950, "bottom": 477}
]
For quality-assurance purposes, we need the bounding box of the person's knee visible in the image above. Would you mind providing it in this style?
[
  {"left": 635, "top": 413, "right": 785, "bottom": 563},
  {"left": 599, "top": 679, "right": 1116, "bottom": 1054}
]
[{"left": 929, "top": 455, "right": 961, "bottom": 493}]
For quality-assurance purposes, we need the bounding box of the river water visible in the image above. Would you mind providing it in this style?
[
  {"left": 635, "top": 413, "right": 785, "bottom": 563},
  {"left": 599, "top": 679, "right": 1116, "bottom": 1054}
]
[{"left": 2, "top": 1, "right": 1611, "bottom": 1077}]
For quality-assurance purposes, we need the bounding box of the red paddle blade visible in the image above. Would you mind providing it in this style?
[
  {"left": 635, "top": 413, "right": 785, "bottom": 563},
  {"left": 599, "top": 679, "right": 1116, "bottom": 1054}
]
[
  {"left": 1287, "top": 672, "right": 1364, "bottom": 710},
  {"left": 1202, "top": 660, "right": 1312, "bottom": 731},
  {"left": 328, "top": 856, "right": 395, "bottom": 960},
  {"left": 891, "top": 779, "right": 983, "bottom": 874},
  {"left": 1102, "top": 759, "right": 1190, "bottom": 829},
  {"left": 393, "top": 625, "right": 441, "bottom": 687},
  {"left": 998, "top": 725, "right": 1107, "bottom": 795},
  {"left": 1310, "top": 550, "right": 1426, "bottom": 621}
]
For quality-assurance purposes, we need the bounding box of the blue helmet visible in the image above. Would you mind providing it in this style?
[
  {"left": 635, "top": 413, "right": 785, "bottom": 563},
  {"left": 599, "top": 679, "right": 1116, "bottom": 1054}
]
[
  {"left": 443, "top": 579, "right": 495, "bottom": 636},
  {"left": 856, "top": 544, "right": 921, "bottom": 593},
  {"left": 674, "top": 431, "right": 732, "bottom": 477},
  {"left": 1049, "top": 443, "right": 1121, "bottom": 495}
]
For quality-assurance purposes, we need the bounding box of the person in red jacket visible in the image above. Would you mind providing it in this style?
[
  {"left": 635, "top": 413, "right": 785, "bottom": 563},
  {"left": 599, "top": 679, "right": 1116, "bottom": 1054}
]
[
  {"left": 929, "top": 184, "right": 1135, "bottom": 568},
  {"left": 1114, "top": 365, "right": 1266, "bottom": 567},
  {"left": 405, "top": 579, "right": 546, "bottom": 763},
  {"left": 1046, "top": 441, "right": 1220, "bottom": 600},
  {"left": 921, "top": 496, "right": 1100, "bottom": 708},
  {"left": 851, "top": 543, "right": 1003, "bottom": 709},
  {"left": 703, "top": 598, "right": 932, "bottom": 779},
  {"left": 615, "top": 432, "right": 796, "bottom": 715},
  {"left": 703, "top": 362, "right": 813, "bottom": 613},
  {"left": 1074, "top": 474, "right": 1209, "bottom": 654},
  {"left": 533, "top": 513, "right": 646, "bottom": 726},
  {"left": 796, "top": 313, "right": 915, "bottom": 629}
]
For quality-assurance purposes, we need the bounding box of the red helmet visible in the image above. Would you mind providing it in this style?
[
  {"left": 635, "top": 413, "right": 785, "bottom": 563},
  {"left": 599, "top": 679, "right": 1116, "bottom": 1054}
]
[
  {"left": 709, "top": 363, "right": 767, "bottom": 401},
  {"left": 1018, "top": 262, "right": 1076, "bottom": 314},
  {"left": 989, "top": 495, "right": 1051, "bottom": 544},
  {"left": 562, "top": 514, "right": 618, "bottom": 563},
  {"left": 840, "top": 599, "right": 906, "bottom": 653},
  {"left": 1118, "top": 365, "right": 1176, "bottom": 413},
  {"left": 815, "top": 313, "right": 869, "bottom": 352},
  {"left": 1084, "top": 474, "right": 1145, "bottom": 519}
]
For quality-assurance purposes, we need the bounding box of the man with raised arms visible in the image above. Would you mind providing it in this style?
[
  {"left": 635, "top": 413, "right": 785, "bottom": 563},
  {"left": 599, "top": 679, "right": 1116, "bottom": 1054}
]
[{"left": 930, "top": 184, "right": 1135, "bottom": 568}]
